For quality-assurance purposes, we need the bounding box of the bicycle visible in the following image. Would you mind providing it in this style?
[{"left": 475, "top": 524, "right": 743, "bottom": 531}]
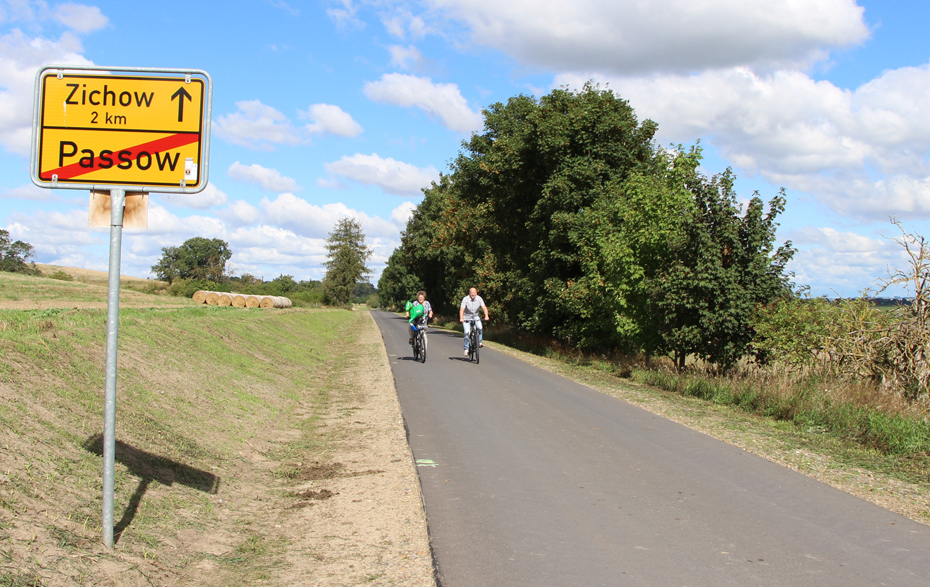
[
  {"left": 466, "top": 318, "right": 482, "bottom": 364},
  {"left": 412, "top": 317, "right": 427, "bottom": 363}
]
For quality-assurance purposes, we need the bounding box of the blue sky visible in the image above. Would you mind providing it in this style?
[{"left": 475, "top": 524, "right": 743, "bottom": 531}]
[{"left": 2, "top": 0, "right": 930, "bottom": 297}]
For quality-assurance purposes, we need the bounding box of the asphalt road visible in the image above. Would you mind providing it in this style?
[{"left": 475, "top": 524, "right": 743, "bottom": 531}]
[{"left": 372, "top": 310, "right": 930, "bottom": 587}]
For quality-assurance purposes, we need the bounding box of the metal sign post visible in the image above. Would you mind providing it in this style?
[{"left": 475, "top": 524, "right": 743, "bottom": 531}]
[
  {"left": 28, "top": 65, "right": 212, "bottom": 548},
  {"left": 102, "top": 188, "right": 125, "bottom": 549}
]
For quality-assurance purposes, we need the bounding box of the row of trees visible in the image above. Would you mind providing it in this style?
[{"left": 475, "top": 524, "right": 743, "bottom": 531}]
[
  {"left": 379, "top": 84, "right": 796, "bottom": 370},
  {"left": 151, "top": 218, "right": 374, "bottom": 307}
]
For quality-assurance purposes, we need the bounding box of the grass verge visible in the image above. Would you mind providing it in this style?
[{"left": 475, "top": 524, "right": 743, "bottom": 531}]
[{"left": 0, "top": 302, "right": 368, "bottom": 586}]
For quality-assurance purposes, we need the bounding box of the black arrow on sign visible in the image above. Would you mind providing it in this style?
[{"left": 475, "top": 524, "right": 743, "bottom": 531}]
[{"left": 171, "top": 87, "right": 193, "bottom": 122}]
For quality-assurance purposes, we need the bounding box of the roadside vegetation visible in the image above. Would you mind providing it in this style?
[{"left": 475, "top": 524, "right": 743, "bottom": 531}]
[{"left": 0, "top": 271, "right": 380, "bottom": 585}]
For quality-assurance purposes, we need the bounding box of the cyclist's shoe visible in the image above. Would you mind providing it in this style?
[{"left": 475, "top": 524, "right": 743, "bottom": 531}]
[
  {"left": 464, "top": 350, "right": 469, "bottom": 357},
  {"left": 479, "top": 343, "right": 484, "bottom": 348},
  {"left": 409, "top": 336, "right": 413, "bottom": 344}
]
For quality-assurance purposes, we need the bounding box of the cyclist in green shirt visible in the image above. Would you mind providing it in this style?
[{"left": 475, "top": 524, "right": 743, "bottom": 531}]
[{"left": 406, "top": 290, "right": 433, "bottom": 344}]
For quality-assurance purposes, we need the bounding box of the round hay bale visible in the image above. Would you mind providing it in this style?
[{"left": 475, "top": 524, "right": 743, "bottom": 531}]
[
  {"left": 231, "top": 294, "right": 247, "bottom": 308},
  {"left": 258, "top": 296, "right": 292, "bottom": 309},
  {"left": 192, "top": 290, "right": 209, "bottom": 304},
  {"left": 217, "top": 293, "right": 232, "bottom": 306},
  {"left": 205, "top": 291, "right": 221, "bottom": 305},
  {"left": 245, "top": 295, "right": 261, "bottom": 308}
]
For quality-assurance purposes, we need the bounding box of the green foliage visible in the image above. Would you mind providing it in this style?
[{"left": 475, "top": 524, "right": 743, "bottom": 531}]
[
  {"left": 151, "top": 237, "right": 232, "bottom": 284},
  {"left": 379, "top": 83, "right": 795, "bottom": 367},
  {"left": 267, "top": 274, "right": 298, "bottom": 294},
  {"left": 753, "top": 296, "right": 842, "bottom": 368},
  {"left": 322, "top": 218, "right": 372, "bottom": 306},
  {"left": 644, "top": 170, "right": 796, "bottom": 370},
  {"left": 48, "top": 269, "right": 73, "bottom": 281},
  {"left": 0, "top": 230, "right": 39, "bottom": 275},
  {"left": 353, "top": 282, "right": 377, "bottom": 301}
]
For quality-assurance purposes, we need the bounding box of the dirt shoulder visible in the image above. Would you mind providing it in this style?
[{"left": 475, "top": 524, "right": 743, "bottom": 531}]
[{"left": 265, "top": 311, "right": 435, "bottom": 586}]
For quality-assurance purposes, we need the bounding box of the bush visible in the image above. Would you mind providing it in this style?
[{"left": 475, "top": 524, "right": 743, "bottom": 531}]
[
  {"left": 290, "top": 289, "right": 325, "bottom": 307},
  {"left": 752, "top": 296, "right": 841, "bottom": 369},
  {"left": 48, "top": 270, "right": 73, "bottom": 281}
]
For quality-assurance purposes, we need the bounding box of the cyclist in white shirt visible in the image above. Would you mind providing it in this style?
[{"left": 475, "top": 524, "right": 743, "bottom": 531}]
[{"left": 459, "top": 287, "right": 489, "bottom": 357}]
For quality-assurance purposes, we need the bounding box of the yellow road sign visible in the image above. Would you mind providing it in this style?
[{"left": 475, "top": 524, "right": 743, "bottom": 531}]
[{"left": 31, "top": 67, "right": 211, "bottom": 192}]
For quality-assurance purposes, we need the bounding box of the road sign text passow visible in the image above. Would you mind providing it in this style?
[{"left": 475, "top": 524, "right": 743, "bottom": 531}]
[{"left": 33, "top": 69, "right": 210, "bottom": 191}]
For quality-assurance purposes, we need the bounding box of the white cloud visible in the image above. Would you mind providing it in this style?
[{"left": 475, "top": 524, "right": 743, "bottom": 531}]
[
  {"left": 388, "top": 44, "right": 428, "bottom": 71},
  {"left": 554, "top": 62, "right": 930, "bottom": 220},
  {"left": 5, "top": 211, "right": 102, "bottom": 267},
  {"left": 327, "top": 0, "right": 364, "bottom": 29},
  {"left": 228, "top": 225, "right": 328, "bottom": 268},
  {"left": 323, "top": 153, "right": 439, "bottom": 196},
  {"left": 146, "top": 205, "right": 227, "bottom": 237},
  {"left": 1, "top": 183, "right": 65, "bottom": 202},
  {"left": 53, "top": 3, "right": 108, "bottom": 33},
  {"left": 219, "top": 199, "right": 261, "bottom": 227},
  {"left": 228, "top": 161, "right": 300, "bottom": 192},
  {"left": 390, "top": 200, "right": 417, "bottom": 226},
  {"left": 785, "top": 226, "right": 910, "bottom": 296},
  {"left": 149, "top": 182, "right": 228, "bottom": 210},
  {"left": 382, "top": 10, "right": 429, "bottom": 41},
  {"left": 364, "top": 73, "right": 482, "bottom": 133},
  {"left": 0, "top": 28, "right": 92, "bottom": 155},
  {"left": 261, "top": 192, "right": 410, "bottom": 239},
  {"left": 425, "top": 0, "right": 867, "bottom": 74},
  {"left": 301, "top": 103, "right": 363, "bottom": 137},
  {"left": 213, "top": 100, "right": 302, "bottom": 150}
]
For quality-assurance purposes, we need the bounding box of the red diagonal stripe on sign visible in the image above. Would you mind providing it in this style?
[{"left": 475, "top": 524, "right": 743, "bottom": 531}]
[{"left": 41, "top": 133, "right": 200, "bottom": 180}]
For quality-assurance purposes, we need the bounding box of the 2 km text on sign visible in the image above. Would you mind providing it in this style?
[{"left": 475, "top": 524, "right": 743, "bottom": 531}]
[{"left": 32, "top": 67, "right": 211, "bottom": 192}]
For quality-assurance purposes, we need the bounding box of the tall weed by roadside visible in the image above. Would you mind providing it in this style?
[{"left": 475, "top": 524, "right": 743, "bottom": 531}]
[{"left": 632, "top": 366, "right": 930, "bottom": 456}]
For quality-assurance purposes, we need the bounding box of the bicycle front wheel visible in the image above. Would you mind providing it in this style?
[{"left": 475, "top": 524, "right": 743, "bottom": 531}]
[{"left": 420, "top": 332, "right": 427, "bottom": 363}]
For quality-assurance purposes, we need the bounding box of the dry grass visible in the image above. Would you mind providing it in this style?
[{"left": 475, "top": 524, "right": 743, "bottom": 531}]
[{"left": 1, "top": 268, "right": 187, "bottom": 310}]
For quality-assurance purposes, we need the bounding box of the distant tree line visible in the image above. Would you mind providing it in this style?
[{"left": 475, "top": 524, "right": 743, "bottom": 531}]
[
  {"left": 151, "top": 218, "right": 376, "bottom": 307},
  {"left": 379, "top": 84, "right": 796, "bottom": 371}
]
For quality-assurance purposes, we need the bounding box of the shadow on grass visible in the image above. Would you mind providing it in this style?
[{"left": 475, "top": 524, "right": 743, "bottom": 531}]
[{"left": 83, "top": 433, "right": 220, "bottom": 544}]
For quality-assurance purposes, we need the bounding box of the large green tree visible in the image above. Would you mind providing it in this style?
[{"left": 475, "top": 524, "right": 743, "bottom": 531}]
[
  {"left": 379, "top": 84, "right": 795, "bottom": 365},
  {"left": 151, "top": 237, "right": 231, "bottom": 283},
  {"left": 641, "top": 170, "right": 796, "bottom": 370},
  {"left": 0, "top": 229, "right": 39, "bottom": 274},
  {"left": 383, "top": 83, "right": 669, "bottom": 343},
  {"left": 323, "top": 217, "right": 372, "bottom": 306}
]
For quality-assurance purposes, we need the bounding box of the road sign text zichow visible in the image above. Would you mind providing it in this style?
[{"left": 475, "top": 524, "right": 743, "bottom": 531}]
[{"left": 31, "top": 66, "right": 211, "bottom": 193}]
